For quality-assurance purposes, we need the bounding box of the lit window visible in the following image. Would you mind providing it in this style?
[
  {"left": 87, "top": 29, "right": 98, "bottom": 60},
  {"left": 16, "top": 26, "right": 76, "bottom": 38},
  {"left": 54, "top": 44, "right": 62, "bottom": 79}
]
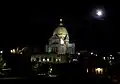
[
  {"left": 43, "top": 58, "right": 45, "bottom": 62},
  {"left": 47, "top": 58, "right": 49, "bottom": 61},
  {"left": 95, "top": 68, "right": 103, "bottom": 74},
  {"left": 58, "top": 59, "right": 61, "bottom": 61},
  {"left": 56, "top": 59, "right": 58, "bottom": 62}
]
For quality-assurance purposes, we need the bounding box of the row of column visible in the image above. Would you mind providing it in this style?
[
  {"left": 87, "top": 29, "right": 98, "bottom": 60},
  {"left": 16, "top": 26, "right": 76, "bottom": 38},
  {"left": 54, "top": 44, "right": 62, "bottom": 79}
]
[{"left": 31, "top": 56, "right": 61, "bottom": 62}]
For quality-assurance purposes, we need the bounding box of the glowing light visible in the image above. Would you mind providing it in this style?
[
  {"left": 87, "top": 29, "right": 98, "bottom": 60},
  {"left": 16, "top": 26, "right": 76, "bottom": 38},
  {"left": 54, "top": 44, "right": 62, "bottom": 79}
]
[
  {"left": 0, "top": 51, "right": 3, "bottom": 54},
  {"left": 96, "top": 10, "right": 103, "bottom": 16},
  {"left": 95, "top": 68, "right": 103, "bottom": 74},
  {"left": 60, "top": 19, "right": 62, "bottom": 22},
  {"left": 112, "top": 57, "right": 114, "bottom": 59},
  {"left": 110, "top": 57, "right": 111, "bottom": 59},
  {"left": 78, "top": 53, "right": 80, "bottom": 55},
  {"left": 91, "top": 52, "right": 93, "bottom": 55},
  {"left": 58, "top": 58, "right": 61, "bottom": 61},
  {"left": 73, "top": 59, "right": 78, "bottom": 61},
  {"left": 95, "top": 54, "right": 97, "bottom": 56},
  {"left": 43, "top": 59, "right": 45, "bottom": 62},
  {"left": 20, "top": 52, "right": 22, "bottom": 54},
  {"left": 56, "top": 59, "right": 58, "bottom": 62},
  {"left": 10, "top": 49, "right": 16, "bottom": 53},
  {"left": 103, "top": 57, "right": 106, "bottom": 60},
  {"left": 110, "top": 55, "right": 112, "bottom": 56},
  {"left": 87, "top": 68, "right": 88, "bottom": 73},
  {"left": 47, "top": 58, "right": 49, "bottom": 61}
]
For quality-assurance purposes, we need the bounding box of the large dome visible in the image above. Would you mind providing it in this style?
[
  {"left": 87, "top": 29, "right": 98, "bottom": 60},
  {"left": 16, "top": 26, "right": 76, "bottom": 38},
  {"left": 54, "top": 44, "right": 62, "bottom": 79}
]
[{"left": 53, "top": 26, "right": 69, "bottom": 39}]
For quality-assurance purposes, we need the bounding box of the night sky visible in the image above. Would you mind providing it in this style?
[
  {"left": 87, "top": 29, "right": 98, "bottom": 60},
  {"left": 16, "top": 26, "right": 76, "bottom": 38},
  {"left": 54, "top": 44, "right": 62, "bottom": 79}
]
[{"left": 1, "top": 2, "right": 120, "bottom": 52}]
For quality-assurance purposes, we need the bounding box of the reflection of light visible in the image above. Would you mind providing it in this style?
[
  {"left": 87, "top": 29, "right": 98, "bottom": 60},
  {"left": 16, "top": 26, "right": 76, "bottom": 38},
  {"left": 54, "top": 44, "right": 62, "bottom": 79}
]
[
  {"left": 95, "top": 68, "right": 103, "bottom": 74},
  {"left": 103, "top": 57, "right": 105, "bottom": 60},
  {"left": 91, "top": 52, "right": 93, "bottom": 55}
]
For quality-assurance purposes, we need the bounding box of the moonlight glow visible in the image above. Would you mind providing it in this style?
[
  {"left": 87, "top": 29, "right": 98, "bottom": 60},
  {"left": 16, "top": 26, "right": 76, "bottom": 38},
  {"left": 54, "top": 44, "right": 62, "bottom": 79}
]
[
  {"left": 96, "top": 10, "right": 103, "bottom": 16},
  {"left": 91, "top": 7, "right": 106, "bottom": 20}
]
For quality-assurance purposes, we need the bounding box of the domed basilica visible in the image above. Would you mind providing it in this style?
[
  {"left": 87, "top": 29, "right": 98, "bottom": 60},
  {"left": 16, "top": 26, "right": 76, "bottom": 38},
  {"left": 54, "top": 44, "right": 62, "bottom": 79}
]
[
  {"left": 46, "top": 19, "right": 75, "bottom": 54},
  {"left": 31, "top": 19, "right": 75, "bottom": 63}
]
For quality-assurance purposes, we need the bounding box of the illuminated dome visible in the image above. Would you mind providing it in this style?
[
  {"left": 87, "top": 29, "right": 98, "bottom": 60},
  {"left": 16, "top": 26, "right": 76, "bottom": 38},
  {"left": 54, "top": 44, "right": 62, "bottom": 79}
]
[{"left": 53, "top": 19, "right": 69, "bottom": 40}]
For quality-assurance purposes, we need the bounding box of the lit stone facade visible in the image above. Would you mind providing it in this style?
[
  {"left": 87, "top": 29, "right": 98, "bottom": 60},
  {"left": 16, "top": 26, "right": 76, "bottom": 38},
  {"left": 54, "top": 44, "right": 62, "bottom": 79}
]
[
  {"left": 46, "top": 19, "right": 75, "bottom": 54},
  {"left": 31, "top": 19, "right": 75, "bottom": 63}
]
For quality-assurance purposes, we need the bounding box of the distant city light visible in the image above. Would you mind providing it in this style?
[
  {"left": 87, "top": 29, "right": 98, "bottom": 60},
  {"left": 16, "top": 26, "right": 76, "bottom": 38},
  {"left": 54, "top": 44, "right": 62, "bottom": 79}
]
[
  {"left": 10, "top": 49, "right": 16, "bottom": 53},
  {"left": 43, "top": 59, "right": 45, "bottom": 62},
  {"left": 60, "top": 19, "right": 62, "bottom": 22},
  {"left": 91, "top": 52, "right": 93, "bottom": 55},
  {"left": 87, "top": 68, "right": 88, "bottom": 73},
  {"left": 0, "top": 51, "right": 3, "bottom": 54},
  {"left": 112, "top": 57, "right": 114, "bottom": 60},
  {"left": 78, "top": 52, "right": 80, "bottom": 55},
  {"left": 103, "top": 57, "right": 105, "bottom": 60},
  {"left": 110, "top": 55, "right": 112, "bottom": 57},
  {"left": 73, "top": 59, "right": 78, "bottom": 61}
]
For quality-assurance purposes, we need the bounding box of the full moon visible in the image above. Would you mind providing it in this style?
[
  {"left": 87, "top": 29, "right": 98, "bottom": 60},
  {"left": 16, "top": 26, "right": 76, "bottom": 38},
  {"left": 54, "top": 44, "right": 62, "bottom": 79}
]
[
  {"left": 96, "top": 10, "right": 103, "bottom": 16},
  {"left": 91, "top": 7, "right": 106, "bottom": 20}
]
